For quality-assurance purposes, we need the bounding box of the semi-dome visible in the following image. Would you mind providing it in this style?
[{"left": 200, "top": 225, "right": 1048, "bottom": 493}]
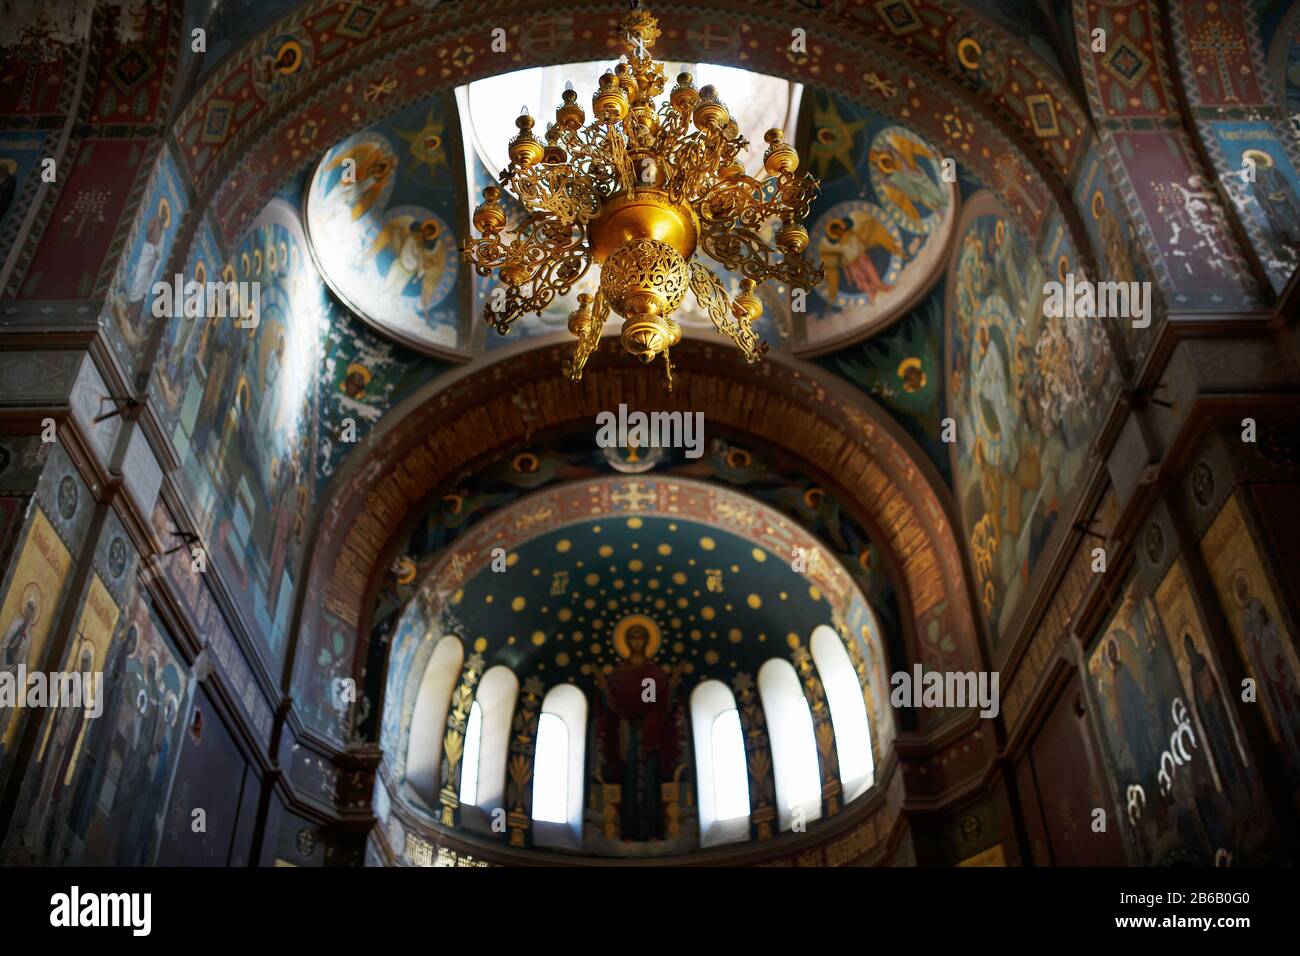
[{"left": 381, "top": 475, "right": 892, "bottom": 860}]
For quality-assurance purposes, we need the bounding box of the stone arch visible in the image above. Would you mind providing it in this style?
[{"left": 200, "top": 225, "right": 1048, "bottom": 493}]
[
  {"left": 166, "top": 0, "right": 1102, "bottom": 277},
  {"left": 288, "top": 334, "right": 983, "bottom": 745}
]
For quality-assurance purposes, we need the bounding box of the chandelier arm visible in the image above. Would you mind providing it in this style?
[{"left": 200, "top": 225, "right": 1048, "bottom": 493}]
[
  {"left": 473, "top": 233, "right": 592, "bottom": 335},
  {"left": 695, "top": 179, "right": 772, "bottom": 226},
  {"left": 563, "top": 288, "right": 611, "bottom": 382},
  {"left": 508, "top": 164, "right": 601, "bottom": 225},
  {"left": 464, "top": 218, "right": 573, "bottom": 281},
  {"left": 605, "top": 120, "right": 635, "bottom": 196},
  {"left": 697, "top": 221, "right": 824, "bottom": 291},
  {"left": 687, "top": 261, "right": 768, "bottom": 364},
  {"left": 524, "top": 247, "right": 593, "bottom": 312}
]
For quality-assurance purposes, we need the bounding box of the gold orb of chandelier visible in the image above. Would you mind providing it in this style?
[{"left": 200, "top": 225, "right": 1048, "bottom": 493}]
[{"left": 461, "top": 5, "right": 824, "bottom": 390}]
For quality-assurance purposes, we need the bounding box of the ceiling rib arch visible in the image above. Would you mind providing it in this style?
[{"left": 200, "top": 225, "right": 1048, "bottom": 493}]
[
  {"left": 169, "top": 0, "right": 1101, "bottom": 284},
  {"left": 288, "top": 334, "right": 985, "bottom": 746}
]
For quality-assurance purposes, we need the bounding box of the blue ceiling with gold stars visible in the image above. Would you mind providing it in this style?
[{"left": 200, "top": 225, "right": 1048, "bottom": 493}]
[{"left": 451, "top": 515, "right": 837, "bottom": 693}]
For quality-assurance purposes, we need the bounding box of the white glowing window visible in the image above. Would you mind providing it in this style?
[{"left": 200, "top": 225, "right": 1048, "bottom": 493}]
[
  {"left": 464, "top": 666, "right": 519, "bottom": 822},
  {"left": 691, "top": 680, "right": 751, "bottom": 847},
  {"left": 406, "top": 635, "right": 464, "bottom": 809},
  {"left": 456, "top": 62, "right": 802, "bottom": 185},
  {"left": 811, "top": 625, "right": 874, "bottom": 801},
  {"left": 532, "top": 684, "right": 587, "bottom": 848},
  {"left": 758, "top": 658, "right": 822, "bottom": 831},
  {"left": 459, "top": 700, "right": 483, "bottom": 806},
  {"left": 532, "top": 712, "right": 568, "bottom": 824},
  {"left": 711, "top": 709, "right": 750, "bottom": 821}
]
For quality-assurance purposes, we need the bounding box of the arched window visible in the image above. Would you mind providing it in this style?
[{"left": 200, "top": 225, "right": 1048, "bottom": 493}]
[
  {"left": 757, "top": 658, "right": 822, "bottom": 832},
  {"left": 458, "top": 665, "right": 519, "bottom": 832},
  {"left": 532, "top": 714, "right": 567, "bottom": 823},
  {"left": 532, "top": 684, "right": 587, "bottom": 849},
  {"left": 406, "top": 635, "right": 463, "bottom": 809},
  {"left": 690, "top": 680, "right": 751, "bottom": 847},
  {"left": 459, "top": 701, "right": 483, "bottom": 806},
  {"left": 811, "top": 625, "right": 875, "bottom": 801}
]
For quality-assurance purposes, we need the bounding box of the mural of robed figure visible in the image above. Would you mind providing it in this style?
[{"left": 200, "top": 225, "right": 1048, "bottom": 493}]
[{"left": 592, "top": 616, "right": 685, "bottom": 842}]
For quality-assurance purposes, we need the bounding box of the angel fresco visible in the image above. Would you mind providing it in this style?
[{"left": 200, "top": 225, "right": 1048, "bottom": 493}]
[
  {"left": 306, "top": 119, "right": 461, "bottom": 350},
  {"left": 817, "top": 206, "right": 901, "bottom": 307},
  {"left": 869, "top": 129, "right": 949, "bottom": 232},
  {"left": 801, "top": 96, "right": 956, "bottom": 348},
  {"left": 370, "top": 214, "right": 454, "bottom": 311},
  {"left": 323, "top": 140, "right": 396, "bottom": 221}
]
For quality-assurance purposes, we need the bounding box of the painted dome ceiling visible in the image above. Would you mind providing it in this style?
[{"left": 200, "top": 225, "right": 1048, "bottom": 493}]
[
  {"left": 380, "top": 475, "right": 896, "bottom": 857},
  {"left": 392, "top": 478, "right": 878, "bottom": 696},
  {"left": 304, "top": 62, "right": 959, "bottom": 360}
]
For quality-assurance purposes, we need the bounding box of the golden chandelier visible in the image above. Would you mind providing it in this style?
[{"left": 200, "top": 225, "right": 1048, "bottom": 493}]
[{"left": 461, "top": 6, "right": 823, "bottom": 390}]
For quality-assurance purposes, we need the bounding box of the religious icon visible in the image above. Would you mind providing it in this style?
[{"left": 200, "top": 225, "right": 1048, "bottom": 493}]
[
  {"left": 24, "top": 642, "right": 95, "bottom": 856},
  {"left": 1233, "top": 570, "right": 1300, "bottom": 773},
  {"left": 1242, "top": 149, "right": 1300, "bottom": 251},
  {"left": 56, "top": 476, "right": 78, "bottom": 521},
  {"left": 0, "top": 584, "right": 41, "bottom": 744},
  {"left": 340, "top": 361, "right": 372, "bottom": 399},
  {"left": 113, "top": 196, "right": 169, "bottom": 349},
  {"left": 1100, "top": 632, "right": 1162, "bottom": 784},
  {"left": 1091, "top": 190, "right": 1137, "bottom": 288},
  {"left": 1179, "top": 631, "right": 1240, "bottom": 793},
  {"left": 817, "top": 207, "right": 901, "bottom": 306},
  {"left": 591, "top": 615, "right": 685, "bottom": 841},
  {"left": 897, "top": 356, "right": 926, "bottom": 393},
  {"left": 370, "top": 214, "right": 454, "bottom": 311},
  {"left": 868, "top": 128, "right": 948, "bottom": 233}
]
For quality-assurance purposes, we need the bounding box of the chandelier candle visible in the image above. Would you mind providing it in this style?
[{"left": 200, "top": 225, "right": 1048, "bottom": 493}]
[{"left": 460, "top": 6, "right": 824, "bottom": 390}]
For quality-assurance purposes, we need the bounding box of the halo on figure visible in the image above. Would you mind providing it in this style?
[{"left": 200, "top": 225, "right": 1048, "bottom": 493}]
[
  {"left": 345, "top": 362, "right": 372, "bottom": 386},
  {"left": 897, "top": 355, "right": 927, "bottom": 391},
  {"left": 157, "top": 196, "right": 171, "bottom": 230},
  {"left": 1231, "top": 568, "right": 1251, "bottom": 607},
  {"left": 1090, "top": 189, "right": 1105, "bottom": 221},
  {"left": 612, "top": 614, "right": 661, "bottom": 658},
  {"left": 20, "top": 582, "right": 41, "bottom": 626},
  {"left": 0, "top": 158, "right": 18, "bottom": 176},
  {"left": 1242, "top": 149, "right": 1274, "bottom": 170}
]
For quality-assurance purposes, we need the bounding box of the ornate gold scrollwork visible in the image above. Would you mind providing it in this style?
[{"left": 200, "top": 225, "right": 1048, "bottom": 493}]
[
  {"left": 688, "top": 260, "right": 768, "bottom": 363},
  {"left": 461, "top": 5, "right": 822, "bottom": 385},
  {"left": 561, "top": 289, "right": 612, "bottom": 383}
]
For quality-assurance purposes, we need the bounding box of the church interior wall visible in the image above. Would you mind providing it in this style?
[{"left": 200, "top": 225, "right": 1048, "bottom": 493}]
[{"left": 0, "top": 0, "right": 1297, "bottom": 871}]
